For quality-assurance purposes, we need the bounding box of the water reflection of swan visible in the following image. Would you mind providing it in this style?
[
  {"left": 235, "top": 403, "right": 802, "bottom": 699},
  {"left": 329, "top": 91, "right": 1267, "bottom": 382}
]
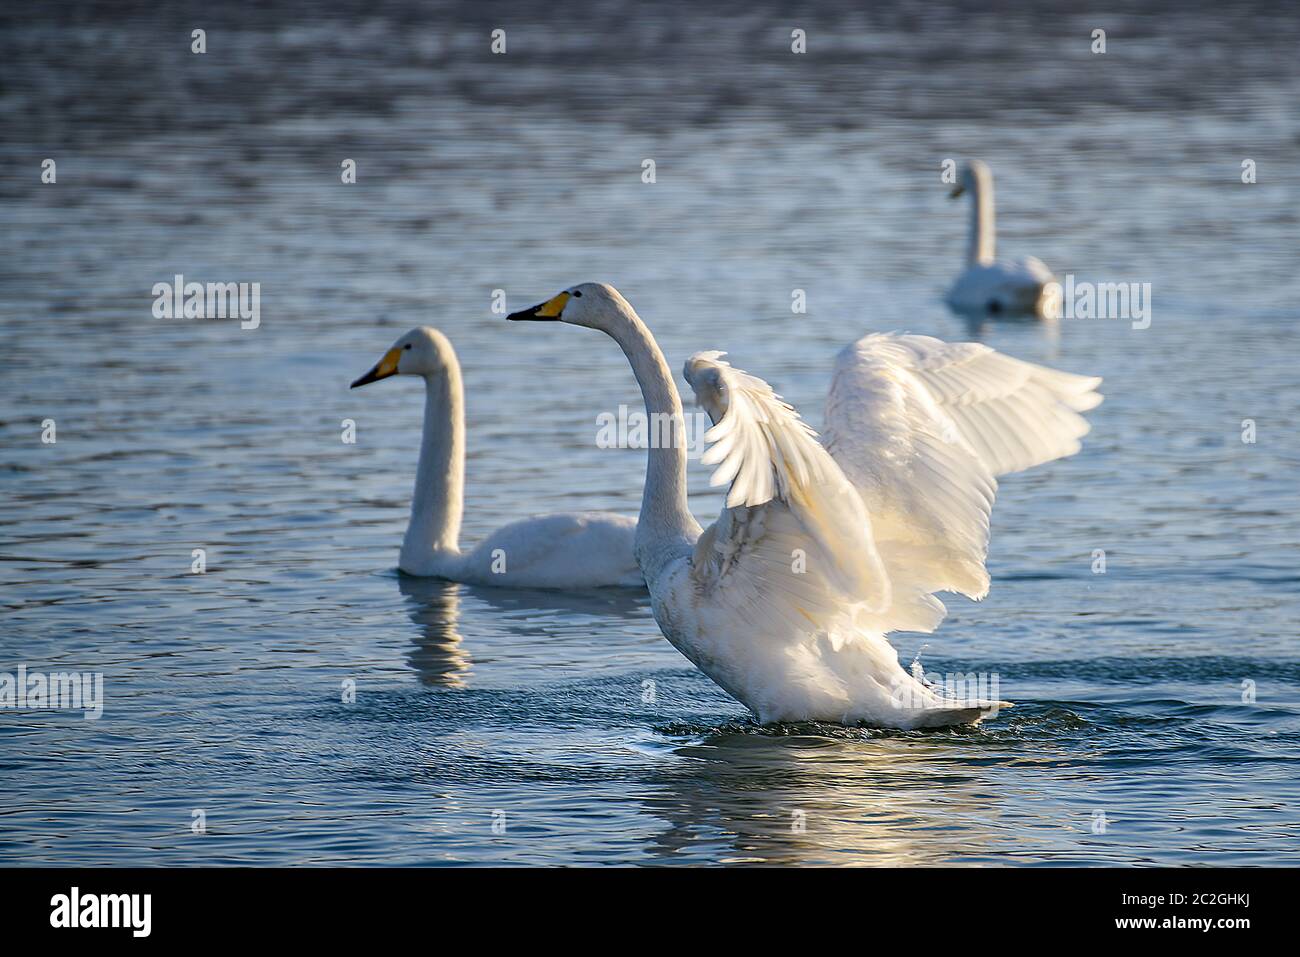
[
  {"left": 956, "top": 309, "right": 1062, "bottom": 358},
  {"left": 397, "top": 574, "right": 649, "bottom": 687},
  {"left": 398, "top": 575, "right": 471, "bottom": 687},
  {"left": 642, "top": 729, "right": 1003, "bottom": 865}
]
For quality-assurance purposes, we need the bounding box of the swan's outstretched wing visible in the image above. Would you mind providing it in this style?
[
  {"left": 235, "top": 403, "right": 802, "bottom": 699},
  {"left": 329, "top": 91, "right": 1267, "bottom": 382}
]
[
  {"left": 682, "top": 352, "right": 889, "bottom": 639},
  {"left": 823, "top": 332, "right": 1102, "bottom": 634}
]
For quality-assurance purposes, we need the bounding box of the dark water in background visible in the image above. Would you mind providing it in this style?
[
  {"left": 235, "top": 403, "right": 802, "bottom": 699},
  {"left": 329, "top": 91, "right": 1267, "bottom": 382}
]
[{"left": 2, "top": 1, "right": 1299, "bottom": 865}]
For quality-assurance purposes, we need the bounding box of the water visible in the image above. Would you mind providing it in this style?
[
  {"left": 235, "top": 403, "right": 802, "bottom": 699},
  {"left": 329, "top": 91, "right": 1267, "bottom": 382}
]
[{"left": 2, "top": 0, "right": 1299, "bottom": 865}]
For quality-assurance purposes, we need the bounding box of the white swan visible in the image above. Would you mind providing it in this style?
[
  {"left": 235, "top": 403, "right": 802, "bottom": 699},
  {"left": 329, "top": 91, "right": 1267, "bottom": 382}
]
[
  {"left": 351, "top": 326, "right": 642, "bottom": 588},
  {"left": 947, "top": 160, "right": 1058, "bottom": 319},
  {"left": 509, "top": 284, "right": 1101, "bottom": 727}
]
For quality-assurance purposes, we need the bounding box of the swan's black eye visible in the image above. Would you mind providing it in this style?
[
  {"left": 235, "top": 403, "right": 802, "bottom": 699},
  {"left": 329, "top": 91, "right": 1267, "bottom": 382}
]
[
  {"left": 404, "top": 343, "right": 412, "bottom": 350},
  {"left": 571, "top": 289, "right": 582, "bottom": 298}
]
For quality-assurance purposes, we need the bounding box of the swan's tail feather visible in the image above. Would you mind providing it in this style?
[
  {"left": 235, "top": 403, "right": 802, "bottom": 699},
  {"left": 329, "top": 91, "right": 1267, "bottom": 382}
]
[
  {"left": 879, "top": 658, "right": 1012, "bottom": 728},
  {"left": 901, "top": 700, "right": 1012, "bottom": 728}
]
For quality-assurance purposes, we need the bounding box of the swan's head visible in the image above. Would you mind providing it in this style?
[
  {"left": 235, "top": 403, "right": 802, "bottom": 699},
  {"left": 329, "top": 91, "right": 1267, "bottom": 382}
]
[
  {"left": 949, "top": 159, "right": 990, "bottom": 198},
  {"left": 506, "top": 282, "right": 633, "bottom": 332},
  {"left": 682, "top": 352, "right": 730, "bottom": 426},
  {"left": 351, "top": 326, "right": 456, "bottom": 388}
]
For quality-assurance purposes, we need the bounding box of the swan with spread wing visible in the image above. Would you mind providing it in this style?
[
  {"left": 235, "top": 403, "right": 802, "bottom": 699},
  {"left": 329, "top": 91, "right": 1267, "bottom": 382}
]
[{"left": 509, "top": 284, "right": 1101, "bottom": 727}]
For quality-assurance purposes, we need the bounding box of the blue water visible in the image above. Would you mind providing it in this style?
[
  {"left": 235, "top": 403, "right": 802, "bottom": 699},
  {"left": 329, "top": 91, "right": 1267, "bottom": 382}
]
[{"left": 2, "top": 1, "right": 1299, "bottom": 865}]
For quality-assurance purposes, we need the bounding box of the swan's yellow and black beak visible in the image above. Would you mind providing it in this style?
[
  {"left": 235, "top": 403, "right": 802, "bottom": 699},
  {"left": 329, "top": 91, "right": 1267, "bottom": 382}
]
[
  {"left": 351, "top": 347, "right": 401, "bottom": 388},
  {"left": 506, "top": 291, "right": 569, "bottom": 321}
]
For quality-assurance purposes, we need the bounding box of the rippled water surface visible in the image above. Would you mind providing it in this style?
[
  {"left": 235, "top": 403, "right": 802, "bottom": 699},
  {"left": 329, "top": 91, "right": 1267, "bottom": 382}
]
[{"left": 2, "top": 1, "right": 1299, "bottom": 865}]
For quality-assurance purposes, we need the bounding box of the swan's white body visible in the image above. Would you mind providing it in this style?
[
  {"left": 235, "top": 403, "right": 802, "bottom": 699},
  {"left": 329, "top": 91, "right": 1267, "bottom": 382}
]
[
  {"left": 511, "top": 284, "right": 1101, "bottom": 728},
  {"left": 946, "top": 160, "right": 1058, "bottom": 319},
  {"left": 352, "top": 327, "right": 641, "bottom": 588}
]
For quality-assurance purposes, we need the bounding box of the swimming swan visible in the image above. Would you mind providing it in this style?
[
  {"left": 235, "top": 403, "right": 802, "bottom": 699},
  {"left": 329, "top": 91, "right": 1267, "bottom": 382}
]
[
  {"left": 509, "top": 284, "right": 1101, "bottom": 727},
  {"left": 947, "top": 160, "right": 1058, "bottom": 319},
  {"left": 351, "top": 327, "right": 641, "bottom": 588}
]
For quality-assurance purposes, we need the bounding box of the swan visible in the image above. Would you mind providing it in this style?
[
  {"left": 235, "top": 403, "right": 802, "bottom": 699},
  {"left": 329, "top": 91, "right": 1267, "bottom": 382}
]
[
  {"left": 508, "top": 284, "right": 1101, "bottom": 727},
  {"left": 947, "top": 160, "right": 1058, "bottom": 319},
  {"left": 350, "top": 326, "right": 642, "bottom": 588}
]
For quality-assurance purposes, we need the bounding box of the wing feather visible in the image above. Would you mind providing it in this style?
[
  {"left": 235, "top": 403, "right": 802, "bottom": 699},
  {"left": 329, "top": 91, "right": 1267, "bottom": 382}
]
[
  {"left": 683, "top": 352, "right": 889, "bottom": 624},
  {"left": 823, "top": 333, "right": 1102, "bottom": 636}
]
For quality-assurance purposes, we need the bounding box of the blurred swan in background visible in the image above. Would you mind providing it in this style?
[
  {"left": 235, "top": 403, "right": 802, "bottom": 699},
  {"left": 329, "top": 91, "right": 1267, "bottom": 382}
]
[
  {"left": 947, "top": 160, "right": 1058, "bottom": 319},
  {"left": 351, "top": 327, "right": 642, "bottom": 587},
  {"left": 510, "top": 283, "right": 1100, "bottom": 728}
]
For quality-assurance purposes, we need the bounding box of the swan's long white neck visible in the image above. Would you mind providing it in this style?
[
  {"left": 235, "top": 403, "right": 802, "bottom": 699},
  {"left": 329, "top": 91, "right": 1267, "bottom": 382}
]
[
  {"left": 601, "top": 301, "right": 701, "bottom": 574},
  {"left": 966, "top": 165, "right": 996, "bottom": 266},
  {"left": 401, "top": 356, "right": 465, "bottom": 572}
]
